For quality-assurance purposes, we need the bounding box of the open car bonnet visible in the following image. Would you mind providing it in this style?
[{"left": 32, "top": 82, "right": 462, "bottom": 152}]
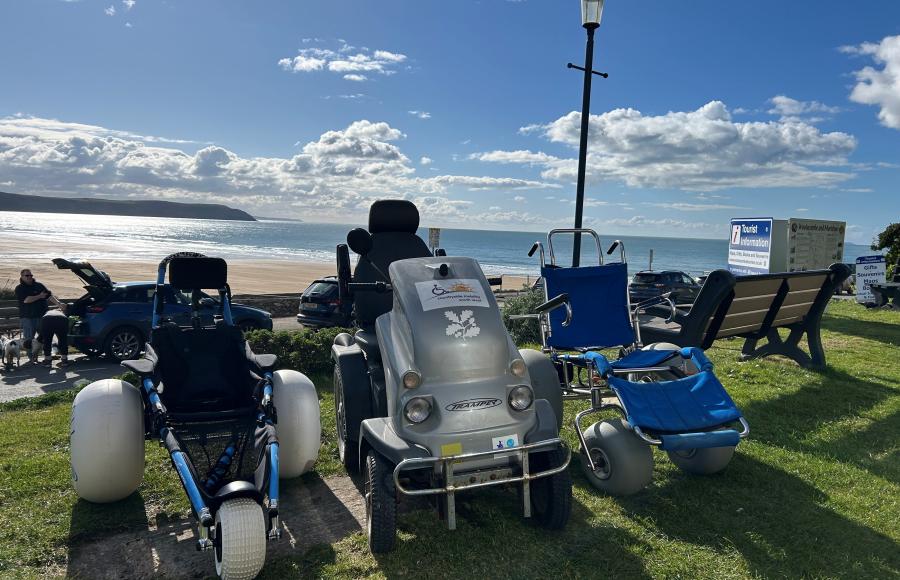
[{"left": 52, "top": 258, "right": 114, "bottom": 291}]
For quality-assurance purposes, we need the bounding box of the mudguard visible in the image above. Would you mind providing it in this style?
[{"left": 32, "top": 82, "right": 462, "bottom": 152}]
[
  {"left": 332, "top": 342, "right": 373, "bottom": 444},
  {"left": 272, "top": 370, "right": 320, "bottom": 478},
  {"left": 359, "top": 417, "right": 430, "bottom": 467},
  {"left": 524, "top": 399, "right": 559, "bottom": 444}
]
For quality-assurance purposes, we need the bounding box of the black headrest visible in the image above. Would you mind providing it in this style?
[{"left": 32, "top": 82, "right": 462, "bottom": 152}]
[
  {"left": 369, "top": 200, "right": 419, "bottom": 234},
  {"left": 169, "top": 257, "right": 228, "bottom": 290}
]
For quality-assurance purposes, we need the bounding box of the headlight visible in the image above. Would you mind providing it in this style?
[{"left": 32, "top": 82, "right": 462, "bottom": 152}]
[
  {"left": 510, "top": 358, "right": 527, "bottom": 378},
  {"left": 508, "top": 385, "right": 533, "bottom": 411},
  {"left": 404, "top": 397, "right": 432, "bottom": 424},
  {"left": 402, "top": 370, "right": 422, "bottom": 389}
]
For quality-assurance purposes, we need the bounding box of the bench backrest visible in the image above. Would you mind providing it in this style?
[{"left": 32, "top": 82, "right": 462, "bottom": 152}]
[
  {"left": 0, "top": 304, "right": 19, "bottom": 333},
  {"left": 698, "top": 263, "right": 850, "bottom": 347}
]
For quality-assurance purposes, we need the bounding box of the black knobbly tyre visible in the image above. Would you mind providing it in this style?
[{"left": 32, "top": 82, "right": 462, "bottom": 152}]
[
  {"left": 529, "top": 448, "right": 572, "bottom": 530},
  {"left": 334, "top": 367, "right": 359, "bottom": 473},
  {"left": 365, "top": 450, "right": 397, "bottom": 554}
]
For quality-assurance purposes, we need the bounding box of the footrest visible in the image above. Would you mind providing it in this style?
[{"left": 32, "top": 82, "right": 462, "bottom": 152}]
[
  {"left": 659, "top": 429, "right": 740, "bottom": 451},
  {"left": 608, "top": 371, "right": 742, "bottom": 433}
]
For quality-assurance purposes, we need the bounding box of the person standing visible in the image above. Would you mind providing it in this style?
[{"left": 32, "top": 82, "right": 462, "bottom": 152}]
[
  {"left": 38, "top": 302, "right": 69, "bottom": 367},
  {"left": 14, "top": 269, "right": 51, "bottom": 364}
]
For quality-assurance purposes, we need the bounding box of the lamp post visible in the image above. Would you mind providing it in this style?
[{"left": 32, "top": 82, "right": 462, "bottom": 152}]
[{"left": 569, "top": 0, "right": 607, "bottom": 267}]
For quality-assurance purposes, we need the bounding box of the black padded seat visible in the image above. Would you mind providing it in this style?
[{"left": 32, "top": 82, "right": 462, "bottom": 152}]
[
  {"left": 353, "top": 329, "right": 381, "bottom": 362},
  {"left": 352, "top": 200, "right": 432, "bottom": 330},
  {"left": 151, "top": 324, "right": 258, "bottom": 414}
]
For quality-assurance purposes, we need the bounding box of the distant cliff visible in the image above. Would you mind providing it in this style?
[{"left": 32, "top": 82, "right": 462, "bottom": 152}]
[{"left": 0, "top": 191, "right": 256, "bottom": 221}]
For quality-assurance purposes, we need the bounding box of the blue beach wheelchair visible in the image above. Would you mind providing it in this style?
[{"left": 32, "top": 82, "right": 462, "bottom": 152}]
[
  {"left": 522, "top": 230, "right": 749, "bottom": 495},
  {"left": 70, "top": 253, "right": 320, "bottom": 579}
]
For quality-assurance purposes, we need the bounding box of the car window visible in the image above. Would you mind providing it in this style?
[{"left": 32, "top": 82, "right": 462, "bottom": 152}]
[
  {"left": 306, "top": 281, "right": 338, "bottom": 296},
  {"left": 111, "top": 287, "right": 151, "bottom": 303},
  {"left": 682, "top": 274, "right": 695, "bottom": 285},
  {"left": 172, "top": 288, "right": 212, "bottom": 305},
  {"left": 633, "top": 273, "right": 659, "bottom": 284}
]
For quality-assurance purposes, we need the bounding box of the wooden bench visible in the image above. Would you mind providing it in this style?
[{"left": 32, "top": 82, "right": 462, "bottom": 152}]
[
  {"left": 638, "top": 263, "right": 851, "bottom": 368},
  {"left": 1, "top": 300, "right": 21, "bottom": 339}
]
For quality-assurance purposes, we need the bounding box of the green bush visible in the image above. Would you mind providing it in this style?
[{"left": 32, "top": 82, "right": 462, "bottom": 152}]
[
  {"left": 245, "top": 326, "right": 351, "bottom": 375},
  {"left": 501, "top": 287, "right": 544, "bottom": 346}
]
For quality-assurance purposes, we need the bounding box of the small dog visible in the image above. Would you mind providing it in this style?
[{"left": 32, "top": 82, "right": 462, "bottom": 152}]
[{"left": 2, "top": 337, "right": 23, "bottom": 371}]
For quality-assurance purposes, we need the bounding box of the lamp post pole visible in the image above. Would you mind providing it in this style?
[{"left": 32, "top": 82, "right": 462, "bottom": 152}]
[{"left": 571, "top": 22, "right": 599, "bottom": 267}]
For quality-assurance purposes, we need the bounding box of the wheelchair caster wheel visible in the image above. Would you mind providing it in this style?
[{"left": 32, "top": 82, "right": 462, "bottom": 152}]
[
  {"left": 214, "top": 498, "right": 266, "bottom": 580},
  {"left": 667, "top": 446, "right": 735, "bottom": 475}
]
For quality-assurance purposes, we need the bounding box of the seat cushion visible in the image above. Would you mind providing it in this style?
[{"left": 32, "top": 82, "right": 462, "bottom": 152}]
[
  {"left": 609, "top": 371, "right": 742, "bottom": 432},
  {"left": 609, "top": 348, "right": 679, "bottom": 370}
]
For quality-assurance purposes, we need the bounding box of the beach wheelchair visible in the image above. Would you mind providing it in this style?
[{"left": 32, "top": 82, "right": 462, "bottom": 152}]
[
  {"left": 522, "top": 229, "right": 749, "bottom": 495},
  {"left": 69, "top": 253, "right": 320, "bottom": 579}
]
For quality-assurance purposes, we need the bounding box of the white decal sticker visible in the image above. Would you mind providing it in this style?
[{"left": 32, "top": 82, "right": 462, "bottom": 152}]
[
  {"left": 492, "top": 434, "right": 520, "bottom": 454},
  {"left": 445, "top": 310, "right": 481, "bottom": 340},
  {"left": 416, "top": 278, "right": 489, "bottom": 311}
]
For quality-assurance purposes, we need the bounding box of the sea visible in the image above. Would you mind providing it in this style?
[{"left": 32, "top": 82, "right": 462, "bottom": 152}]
[{"left": 0, "top": 211, "right": 873, "bottom": 279}]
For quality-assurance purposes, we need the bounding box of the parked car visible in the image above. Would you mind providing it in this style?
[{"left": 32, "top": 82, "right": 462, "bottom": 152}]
[
  {"left": 629, "top": 270, "right": 701, "bottom": 306},
  {"left": 54, "top": 258, "right": 273, "bottom": 360},
  {"left": 296, "top": 276, "right": 354, "bottom": 328}
]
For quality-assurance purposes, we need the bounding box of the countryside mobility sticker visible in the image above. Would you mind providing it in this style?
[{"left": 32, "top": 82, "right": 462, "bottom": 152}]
[{"left": 416, "top": 278, "right": 489, "bottom": 311}]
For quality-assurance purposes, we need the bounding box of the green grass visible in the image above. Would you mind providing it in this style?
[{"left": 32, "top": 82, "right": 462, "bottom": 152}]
[{"left": 0, "top": 301, "right": 897, "bottom": 578}]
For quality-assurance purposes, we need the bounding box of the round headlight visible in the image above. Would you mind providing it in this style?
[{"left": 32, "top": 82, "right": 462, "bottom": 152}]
[
  {"left": 510, "top": 358, "right": 527, "bottom": 378},
  {"left": 402, "top": 370, "right": 422, "bottom": 389},
  {"left": 404, "top": 397, "right": 432, "bottom": 424},
  {"left": 508, "top": 385, "right": 533, "bottom": 411}
]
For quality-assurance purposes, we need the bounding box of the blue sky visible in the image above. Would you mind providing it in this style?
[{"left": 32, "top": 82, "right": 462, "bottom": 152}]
[{"left": 0, "top": 0, "right": 898, "bottom": 243}]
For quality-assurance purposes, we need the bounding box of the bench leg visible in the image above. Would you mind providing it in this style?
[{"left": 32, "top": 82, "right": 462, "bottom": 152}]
[{"left": 741, "top": 325, "right": 821, "bottom": 368}]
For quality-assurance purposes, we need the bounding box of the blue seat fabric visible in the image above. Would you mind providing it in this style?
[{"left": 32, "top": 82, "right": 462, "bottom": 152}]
[
  {"left": 608, "top": 372, "right": 742, "bottom": 433},
  {"left": 542, "top": 262, "right": 634, "bottom": 349},
  {"left": 609, "top": 348, "right": 678, "bottom": 370}
]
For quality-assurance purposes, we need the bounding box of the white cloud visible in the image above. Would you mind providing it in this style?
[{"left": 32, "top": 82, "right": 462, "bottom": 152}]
[
  {"left": 278, "top": 44, "right": 408, "bottom": 80},
  {"left": 513, "top": 195, "right": 526, "bottom": 202},
  {"left": 104, "top": 5, "right": 115, "bottom": 15},
  {"left": 122, "top": 0, "right": 135, "bottom": 10},
  {"left": 842, "top": 35, "right": 900, "bottom": 129},
  {"left": 795, "top": 208, "right": 809, "bottom": 212},
  {"left": 420, "top": 156, "right": 432, "bottom": 166},
  {"left": 768, "top": 95, "right": 840, "bottom": 118},
  {"left": 478, "top": 101, "right": 856, "bottom": 191},
  {"left": 125, "top": 21, "right": 132, "bottom": 28},
  {"left": 0, "top": 115, "right": 559, "bottom": 224},
  {"left": 644, "top": 202, "right": 749, "bottom": 212},
  {"left": 408, "top": 110, "right": 431, "bottom": 120}
]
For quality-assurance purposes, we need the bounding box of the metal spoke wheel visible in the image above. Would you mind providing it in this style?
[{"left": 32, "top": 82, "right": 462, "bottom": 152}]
[{"left": 104, "top": 327, "right": 142, "bottom": 361}]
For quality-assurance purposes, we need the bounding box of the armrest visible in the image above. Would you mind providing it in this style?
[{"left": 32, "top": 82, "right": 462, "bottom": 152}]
[
  {"left": 644, "top": 304, "right": 689, "bottom": 325},
  {"left": 121, "top": 358, "right": 155, "bottom": 376},
  {"left": 245, "top": 342, "right": 277, "bottom": 372},
  {"left": 535, "top": 293, "right": 571, "bottom": 327}
]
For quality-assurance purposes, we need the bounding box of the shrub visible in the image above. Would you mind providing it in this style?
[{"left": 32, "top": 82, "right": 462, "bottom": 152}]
[
  {"left": 0, "top": 278, "right": 15, "bottom": 300},
  {"left": 245, "top": 326, "right": 351, "bottom": 375},
  {"left": 501, "top": 287, "right": 544, "bottom": 346}
]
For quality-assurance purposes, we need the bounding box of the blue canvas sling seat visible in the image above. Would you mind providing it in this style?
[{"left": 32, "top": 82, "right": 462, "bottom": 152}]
[{"left": 574, "top": 348, "right": 744, "bottom": 451}]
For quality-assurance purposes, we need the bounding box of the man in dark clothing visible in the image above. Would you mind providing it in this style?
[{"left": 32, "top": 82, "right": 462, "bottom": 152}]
[
  {"left": 38, "top": 307, "right": 69, "bottom": 367},
  {"left": 15, "top": 269, "right": 51, "bottom": 363}
]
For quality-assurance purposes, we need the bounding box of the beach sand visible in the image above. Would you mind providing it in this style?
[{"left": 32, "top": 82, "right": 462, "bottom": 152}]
[{"left": 0, "top": 235, "right": 532, "bottom": 298}]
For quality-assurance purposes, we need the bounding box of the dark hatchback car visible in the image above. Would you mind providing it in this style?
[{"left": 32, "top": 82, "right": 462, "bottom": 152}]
[
  {"left": 54, "top": 258, "right": 273, "bottom": 360},
  {"left": 296, "top": 277, "right": 354, "bottom": 328},
  {"left": 629, "top": 270, "right": 701, "bottom": 306}
]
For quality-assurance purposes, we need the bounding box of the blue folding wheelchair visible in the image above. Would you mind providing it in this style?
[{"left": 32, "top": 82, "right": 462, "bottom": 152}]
[
  {"left": 70, "top": 253, "right": 320, "bottom": 579},
  {"left": 523, "top": 229, "right": 749, "bottom": 495}
]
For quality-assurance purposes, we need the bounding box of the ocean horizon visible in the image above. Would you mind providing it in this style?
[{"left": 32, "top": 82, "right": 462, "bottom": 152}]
[{"left": 0, "top": 210, "right": 874, "bottom": 278}]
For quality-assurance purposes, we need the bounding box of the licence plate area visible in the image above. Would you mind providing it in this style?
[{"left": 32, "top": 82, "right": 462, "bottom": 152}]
[{"left": 449, "top": 466, "right": 515, "bottom": 490}]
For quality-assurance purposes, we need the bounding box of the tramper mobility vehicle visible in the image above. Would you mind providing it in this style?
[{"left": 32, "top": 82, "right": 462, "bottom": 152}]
[
  {"left": 331, "top": 200, "right": 572, "bottom": 553},
  {"left": 69, "top": 253, "right": 320, "bottom": 579}
]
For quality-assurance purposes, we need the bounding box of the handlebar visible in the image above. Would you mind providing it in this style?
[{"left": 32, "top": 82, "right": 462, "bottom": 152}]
[
  {"left": 348, "top": 281, "right": 392, "bottom": 294},
  {"left": 535, "top": 293, "right": 572, "bottom": 327},
  {"left": 606, "top": 241, "right": 619, "bottom": 255},
  {"left": 528, "top": 242, "right": 539, "bottom": 257}
]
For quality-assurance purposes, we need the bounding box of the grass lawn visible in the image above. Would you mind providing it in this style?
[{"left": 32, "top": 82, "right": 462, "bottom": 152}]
[{"left": 0, "top": 300, "right": 898, "bottom": 578}]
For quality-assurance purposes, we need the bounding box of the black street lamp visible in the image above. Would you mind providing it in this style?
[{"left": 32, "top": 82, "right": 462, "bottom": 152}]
[{"left": 568, "top": 0, "right": 607, "bottom": 267}]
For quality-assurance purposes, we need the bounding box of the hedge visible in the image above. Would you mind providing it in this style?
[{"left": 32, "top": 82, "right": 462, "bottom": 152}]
[{"left": 244, "top": 326, "right": 352, "bottom": 375}]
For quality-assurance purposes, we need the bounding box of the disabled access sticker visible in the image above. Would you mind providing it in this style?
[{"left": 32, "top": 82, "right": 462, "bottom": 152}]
[{"left": 491, "top": 434, "right": 519, "bottom": 452}]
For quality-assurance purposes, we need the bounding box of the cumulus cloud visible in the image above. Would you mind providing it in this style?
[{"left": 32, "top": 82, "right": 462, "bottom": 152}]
[
  {"left": 122, "top": 0, "right": 135, "bottom": 10},
  {"left": 768, "top": 95, "right": 840, "bottom": 120},
  {"left": 0, "top": 115, "right": 557, "bottom": 223},
  {"left": 104, "top": 5, "right": 115, "bottom": 16},
  {"left": 278, "top": 44, "right": 408, "bottom": 80},
  {"left": 476, "top": 101, "right": 856, "bottom": 191},
  {"left": 842, "top": 35, "right": 900, "bottom": 129},
  {"left": 420, "top": 156, "right": 432, "bottom": 165}
]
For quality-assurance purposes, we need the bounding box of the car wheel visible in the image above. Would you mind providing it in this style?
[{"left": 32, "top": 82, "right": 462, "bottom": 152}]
[{"left": 104, "top": 327, "right": 143, "bottom": 361}]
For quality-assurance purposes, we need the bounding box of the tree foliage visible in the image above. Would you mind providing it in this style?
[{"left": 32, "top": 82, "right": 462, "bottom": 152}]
[{"left": 872, "top": 222, "right": 900, "bottom": 278}]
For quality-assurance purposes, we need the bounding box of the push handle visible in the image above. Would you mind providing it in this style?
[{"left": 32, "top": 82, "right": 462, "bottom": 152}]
[
  {"left": 606, "top": 241, "right": 619, "bottom": 255},
  {"left": 528, "top": 242, "right": 539, "bottom": 257}
]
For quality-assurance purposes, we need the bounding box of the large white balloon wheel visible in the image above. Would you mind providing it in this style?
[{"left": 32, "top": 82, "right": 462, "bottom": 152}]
[{"left": 213, "top": 498, "right": 267, "bottom": 580}]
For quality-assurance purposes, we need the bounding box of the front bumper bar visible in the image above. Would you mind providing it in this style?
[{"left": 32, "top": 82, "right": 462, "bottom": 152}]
[{"left": 392, "top": 438, "right": 570, "bottom": 530}]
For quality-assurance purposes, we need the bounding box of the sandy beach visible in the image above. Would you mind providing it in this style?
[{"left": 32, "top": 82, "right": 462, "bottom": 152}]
[{"left": 0, "top": 234, "right": 532, "bottom": 298}]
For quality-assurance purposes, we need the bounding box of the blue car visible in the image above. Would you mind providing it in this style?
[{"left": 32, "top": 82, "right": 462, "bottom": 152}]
[{"left": 54, "top": 258, "right": 273, "bottom": 360}]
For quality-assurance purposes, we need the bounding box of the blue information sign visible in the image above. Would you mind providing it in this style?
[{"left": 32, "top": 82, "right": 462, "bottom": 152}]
[{"left": 728, "top": 218, "right": 773, "bottom": 276}]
